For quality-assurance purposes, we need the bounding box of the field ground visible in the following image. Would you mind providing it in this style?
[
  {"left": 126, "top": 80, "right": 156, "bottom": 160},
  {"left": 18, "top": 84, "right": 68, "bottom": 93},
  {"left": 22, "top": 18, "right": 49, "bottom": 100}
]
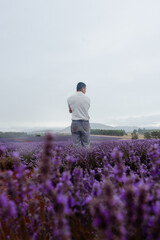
[
  {"left": 0, "top": 134, "right": 123, "bottom": 143},
  {"left": 0, "top": 133, "right": 145, "bottom": 143}
]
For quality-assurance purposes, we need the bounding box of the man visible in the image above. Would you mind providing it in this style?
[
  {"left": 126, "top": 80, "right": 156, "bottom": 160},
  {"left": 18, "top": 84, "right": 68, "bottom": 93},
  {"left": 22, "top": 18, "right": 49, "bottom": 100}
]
[{"left": 67, "top": 82, "right": 90, "bottom": 148}]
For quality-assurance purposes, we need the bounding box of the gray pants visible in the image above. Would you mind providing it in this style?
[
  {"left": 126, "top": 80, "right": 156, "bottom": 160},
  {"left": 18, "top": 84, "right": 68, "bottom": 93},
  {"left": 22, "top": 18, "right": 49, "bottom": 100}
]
[{"left": 71, "top": 120, "right": 90, "bottom": 148}]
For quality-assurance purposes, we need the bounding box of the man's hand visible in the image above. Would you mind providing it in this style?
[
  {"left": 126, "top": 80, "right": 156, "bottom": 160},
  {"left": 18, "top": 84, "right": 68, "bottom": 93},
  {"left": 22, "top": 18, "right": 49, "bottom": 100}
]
[{"left": 69, "top": 106, "right": 72, "bottom": 113}]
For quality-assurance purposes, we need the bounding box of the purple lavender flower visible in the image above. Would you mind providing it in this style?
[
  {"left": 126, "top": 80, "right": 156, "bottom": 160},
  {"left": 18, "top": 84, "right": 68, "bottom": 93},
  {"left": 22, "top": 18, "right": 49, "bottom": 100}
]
[{"left": 40, "top": 133, "right": 54, "bottom": 181}]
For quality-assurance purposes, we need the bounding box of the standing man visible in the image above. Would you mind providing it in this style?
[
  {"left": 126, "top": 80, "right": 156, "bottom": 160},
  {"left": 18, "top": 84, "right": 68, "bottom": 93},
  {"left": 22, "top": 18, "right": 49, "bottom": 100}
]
[{"left": 67, "top": 82, "right": 90, "bottom": 148}]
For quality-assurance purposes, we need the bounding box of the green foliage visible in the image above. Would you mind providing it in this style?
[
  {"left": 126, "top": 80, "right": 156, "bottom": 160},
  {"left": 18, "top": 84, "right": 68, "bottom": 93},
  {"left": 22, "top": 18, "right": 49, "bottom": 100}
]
[
  {"left": 90, "top": 129, "right": 126, "bottom": 136},
  {"left": 144, "top": 132, "right": 151, "bottom": 139},
  {"left": 0, "top": 132, "right": 29, "bottom": 138},
  {"left": 21, "top": 153, "right": 38, "bottom": 168},
  {"left": 0, "top": 157, "right": 14, "bottom": 170},
  {"left": 144, "top": 131, "right": 160, "bottom": 139},
  {"left": 138, "top": 128, "right": 146, "bottom": 134},
  {"left": 131, "top": 130, "right": 139, "bottom": 139},
  {"left": 151, "top": 131, "right": 160, "bottom": 139}
]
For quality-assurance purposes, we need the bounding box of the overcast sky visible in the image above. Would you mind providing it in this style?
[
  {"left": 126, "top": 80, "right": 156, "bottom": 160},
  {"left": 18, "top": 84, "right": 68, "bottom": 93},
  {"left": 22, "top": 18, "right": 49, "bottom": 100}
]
[{"left": 0, "top": 0, "right": 160, "bottom": 130}]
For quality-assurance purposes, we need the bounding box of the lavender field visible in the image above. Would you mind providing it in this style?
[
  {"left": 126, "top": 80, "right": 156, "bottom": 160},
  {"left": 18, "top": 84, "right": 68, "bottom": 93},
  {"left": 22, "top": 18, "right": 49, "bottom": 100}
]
[{"left": 0, "top": 135, "right": 160, "bottom": 240}]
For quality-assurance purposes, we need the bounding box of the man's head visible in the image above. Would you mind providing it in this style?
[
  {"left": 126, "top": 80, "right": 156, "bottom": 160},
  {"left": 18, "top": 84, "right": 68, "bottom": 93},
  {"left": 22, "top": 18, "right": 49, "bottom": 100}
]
[{"left": 77, "top": 82, "right": 86, "bottom": 94}]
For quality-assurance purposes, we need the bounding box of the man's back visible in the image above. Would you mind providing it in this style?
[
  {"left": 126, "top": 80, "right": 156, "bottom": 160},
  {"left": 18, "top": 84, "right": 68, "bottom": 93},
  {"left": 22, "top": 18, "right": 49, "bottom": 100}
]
[
  {"left": 67, "top": 82, "right": 91, "bottom": 148},
  {"left": 67, "top": 91, "right": 90, "bottom": 121}
]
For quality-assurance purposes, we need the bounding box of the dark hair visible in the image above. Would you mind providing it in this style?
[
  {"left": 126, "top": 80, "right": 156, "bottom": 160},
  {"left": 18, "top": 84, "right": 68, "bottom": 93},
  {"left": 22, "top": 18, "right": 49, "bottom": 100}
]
[{"left": 77, "top": 82, "right": 86, "bottom": 91}]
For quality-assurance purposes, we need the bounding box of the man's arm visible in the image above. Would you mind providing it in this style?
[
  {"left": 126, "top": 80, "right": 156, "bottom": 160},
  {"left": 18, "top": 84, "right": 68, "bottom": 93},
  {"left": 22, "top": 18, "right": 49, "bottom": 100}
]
[
  {"left": 69, "top": 105, "right": 72, "bottom": 113},
  {"left": 67, "top": 98, "right": 72, "bottom": 113}
]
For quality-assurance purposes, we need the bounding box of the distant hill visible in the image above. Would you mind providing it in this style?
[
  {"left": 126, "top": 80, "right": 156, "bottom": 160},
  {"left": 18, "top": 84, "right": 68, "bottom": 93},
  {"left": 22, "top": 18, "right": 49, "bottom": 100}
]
[
  {"left": 3, "top": 124, "right": 159, "bottom": 136},
  {"left": 90, "top": 123, "right": 114, "bottom": 130},
  {"left": 0, "top": 132, "right": 29, "bottom": 138},
  {"left": 114, "top": 126, "right": 139, "bottom": 133},
  {"left": 61, "top": 123, "right": 114, "bottom": 133},
  {"left": 60, "top": 123, "right": 140, "bottom": 133},
  {"left": 27, "top": 129, "right": 61, "bottom": 135}
]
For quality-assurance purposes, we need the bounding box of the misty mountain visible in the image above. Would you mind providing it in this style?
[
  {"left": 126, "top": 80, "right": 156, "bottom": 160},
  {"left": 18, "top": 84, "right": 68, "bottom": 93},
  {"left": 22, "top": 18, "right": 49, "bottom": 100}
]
[
  {"left": 60, "top": 123, "right": 139, "bottom": 133},
  {"left": 114, "top": 126, "right": 139, "bottom": 133},
  {"left": 61, "top": 123, "right": 114, "bottom": 133}
]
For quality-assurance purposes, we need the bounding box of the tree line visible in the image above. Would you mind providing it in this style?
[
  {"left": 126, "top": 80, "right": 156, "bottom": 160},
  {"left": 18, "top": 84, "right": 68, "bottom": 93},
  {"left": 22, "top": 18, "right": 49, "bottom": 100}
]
[
  {"left": 144, "top": 131, "right": 160, "bottom": 139},
  {"left": 137, "top": 128, "right": 160, "bottom": 134},
  {"left": 131, "top": 129, "right": 160, "bottom": 139},
  {"left": 90, "top": 129, "right": 126, "bottom": 136},
  {"left": 0, "top": 132, "right": 29, "bottom": 138}
]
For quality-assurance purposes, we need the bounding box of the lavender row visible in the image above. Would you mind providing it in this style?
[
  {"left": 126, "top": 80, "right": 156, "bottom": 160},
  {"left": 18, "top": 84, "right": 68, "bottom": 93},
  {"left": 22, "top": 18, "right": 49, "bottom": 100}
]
[{"left": 0, "top": 136, "right": 160, "bottom": 239}]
